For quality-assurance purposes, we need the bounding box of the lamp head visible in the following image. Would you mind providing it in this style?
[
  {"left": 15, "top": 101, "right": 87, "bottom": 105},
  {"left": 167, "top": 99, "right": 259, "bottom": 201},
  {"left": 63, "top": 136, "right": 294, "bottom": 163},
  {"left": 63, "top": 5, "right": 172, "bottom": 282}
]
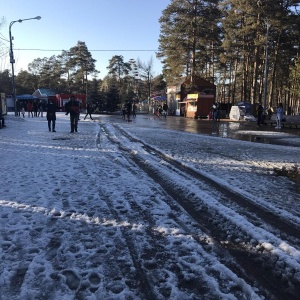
[{"left": 35, "top": 16, "right": 41, "bottom": 20}]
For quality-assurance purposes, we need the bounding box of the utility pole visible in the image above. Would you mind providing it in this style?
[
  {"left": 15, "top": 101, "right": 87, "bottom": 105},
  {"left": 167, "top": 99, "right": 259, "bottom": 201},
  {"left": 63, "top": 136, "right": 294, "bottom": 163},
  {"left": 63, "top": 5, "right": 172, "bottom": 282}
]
[{"left": 9, "top": 16, "right": 41, "bottom": 116}]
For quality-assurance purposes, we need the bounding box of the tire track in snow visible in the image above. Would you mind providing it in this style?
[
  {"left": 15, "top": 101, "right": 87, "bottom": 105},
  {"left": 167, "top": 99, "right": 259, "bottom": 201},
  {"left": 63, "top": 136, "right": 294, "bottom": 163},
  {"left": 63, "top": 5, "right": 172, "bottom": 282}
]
[
  {"left": 116, "top": 124, "right": 300, "bottom": 241},
  {"left": 100, "top": 123, "right": 266, "bottom": 299},
  {"left": 103, "top": 122, "right": 300, "bottom": 300}
]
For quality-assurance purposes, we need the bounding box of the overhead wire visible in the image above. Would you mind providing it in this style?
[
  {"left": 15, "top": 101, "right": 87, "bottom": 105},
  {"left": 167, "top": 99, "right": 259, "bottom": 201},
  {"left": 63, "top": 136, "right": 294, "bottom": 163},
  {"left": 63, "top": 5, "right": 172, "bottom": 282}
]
[{"left": 11, "top": 48, "right": 158, "bottom": 52}]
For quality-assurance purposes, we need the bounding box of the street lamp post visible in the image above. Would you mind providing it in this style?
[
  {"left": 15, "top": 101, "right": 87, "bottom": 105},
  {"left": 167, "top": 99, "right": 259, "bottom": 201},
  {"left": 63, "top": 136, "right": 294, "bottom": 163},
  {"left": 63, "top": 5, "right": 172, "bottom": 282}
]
[{"left": 9, "top": 16, "right": 41, "bottom": 116}]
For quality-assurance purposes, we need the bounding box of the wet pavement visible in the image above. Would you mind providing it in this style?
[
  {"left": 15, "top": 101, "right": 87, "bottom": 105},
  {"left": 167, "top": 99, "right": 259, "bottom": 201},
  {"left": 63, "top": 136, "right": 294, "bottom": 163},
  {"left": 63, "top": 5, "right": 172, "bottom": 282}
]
[
  {"left": 4, "top": 112, "right": 300, "bottom": 147},
  {"left": 100, "top": 114, "right": 300, "bottom": 147}
]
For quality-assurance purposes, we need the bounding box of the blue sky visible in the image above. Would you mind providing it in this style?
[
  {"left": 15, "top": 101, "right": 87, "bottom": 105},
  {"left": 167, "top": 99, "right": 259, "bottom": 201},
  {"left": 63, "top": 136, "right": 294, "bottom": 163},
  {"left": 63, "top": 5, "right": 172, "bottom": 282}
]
[{"left": 1, "top": 0, "right": 171, "bottom": 79}]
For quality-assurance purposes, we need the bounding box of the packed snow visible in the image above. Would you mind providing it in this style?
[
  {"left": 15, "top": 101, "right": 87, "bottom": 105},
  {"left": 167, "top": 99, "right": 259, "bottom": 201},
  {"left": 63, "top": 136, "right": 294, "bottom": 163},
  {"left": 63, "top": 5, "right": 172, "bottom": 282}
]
[{"left": 0, "top": 112, "right": 300, "bottom": 299}]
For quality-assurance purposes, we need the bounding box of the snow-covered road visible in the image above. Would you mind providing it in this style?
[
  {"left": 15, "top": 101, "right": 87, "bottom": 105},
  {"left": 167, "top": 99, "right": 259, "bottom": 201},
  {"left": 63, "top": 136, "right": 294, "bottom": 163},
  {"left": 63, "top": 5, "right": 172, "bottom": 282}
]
[{"left": 0, "top": 113, "right": 299, "bottom": 299}]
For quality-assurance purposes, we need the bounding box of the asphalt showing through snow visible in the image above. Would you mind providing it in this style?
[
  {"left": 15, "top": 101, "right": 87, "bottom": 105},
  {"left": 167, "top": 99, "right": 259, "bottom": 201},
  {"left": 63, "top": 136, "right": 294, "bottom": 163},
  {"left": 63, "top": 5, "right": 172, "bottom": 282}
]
[{"left": 95, "top": 113, "right": 300, "bottom": 148}]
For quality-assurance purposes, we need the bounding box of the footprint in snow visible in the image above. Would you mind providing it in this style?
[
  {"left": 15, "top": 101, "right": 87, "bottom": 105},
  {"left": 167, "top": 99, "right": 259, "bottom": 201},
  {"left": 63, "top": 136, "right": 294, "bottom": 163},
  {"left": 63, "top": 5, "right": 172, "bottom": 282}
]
[
  {"left": 45, "top": 237, "right": 61, "bottom": 261},
  {"left": 61, "top": 269, "right": 81, "bottom": 290},
  {"left": 88, "top": 272, "right": 101, "bottom": 286}
]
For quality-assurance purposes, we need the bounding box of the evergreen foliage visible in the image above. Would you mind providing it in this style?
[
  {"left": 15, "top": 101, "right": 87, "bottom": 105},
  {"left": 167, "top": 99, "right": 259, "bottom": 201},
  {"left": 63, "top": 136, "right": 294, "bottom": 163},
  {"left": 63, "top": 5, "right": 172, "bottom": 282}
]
[
  {"left": 158, "top": 0, "right": 221, "bottom": 85},
  {"left": 157, "top": 0, "right": 300, "bottom": 112}
]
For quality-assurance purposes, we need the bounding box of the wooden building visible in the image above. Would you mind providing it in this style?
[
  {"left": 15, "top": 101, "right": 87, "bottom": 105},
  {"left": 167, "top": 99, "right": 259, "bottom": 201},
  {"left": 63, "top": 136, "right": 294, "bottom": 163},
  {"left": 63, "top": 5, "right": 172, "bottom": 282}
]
[{"left": 167, "top": 76, "right": 216, "bottom": 118}]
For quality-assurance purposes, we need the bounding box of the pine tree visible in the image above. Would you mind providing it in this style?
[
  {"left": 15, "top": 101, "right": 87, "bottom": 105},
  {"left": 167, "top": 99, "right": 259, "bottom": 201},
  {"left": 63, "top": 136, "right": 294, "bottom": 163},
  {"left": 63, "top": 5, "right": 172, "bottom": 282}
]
[
  {"left": 67, "top": 41, "right": 97, "bottom": 93},
  {"left": 157, "top": 0, "right": 222, "bottom": 86},
  {"left": 220, "top": 0, "right": 300, "bottom": 109},
  {"left": 107, "top": 55, "right": 131, "bottom": 81}
]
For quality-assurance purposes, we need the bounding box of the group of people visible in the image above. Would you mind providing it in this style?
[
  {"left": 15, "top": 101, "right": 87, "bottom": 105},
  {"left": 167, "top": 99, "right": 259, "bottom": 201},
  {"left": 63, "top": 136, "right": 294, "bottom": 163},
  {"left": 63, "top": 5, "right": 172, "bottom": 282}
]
[
  {"left": 122, "top": 102, "right": 137, "bottom": 121},
  {"left": 0, "top": 97, "right": 92, "bottom": 131},
  {"left": 16, "top": 100, "right": 45, "bottom": 118},
  {"left": 46, "top": 95, "right": 94, "bottom": 133},
  {"left": 209, "top": 101, "right": 285, "bottom": 129},
  {"left": 256, "top": 102, "right": 284, "bottom": 129},
  {"left": 15, "top": 99, "right": 65, "bottom": 132},
  {"left": 154, "top": 103, "right": 168, "bottom": 118},
  {"left": 6, "top": 96, "right": 288, "bottom": 132}
]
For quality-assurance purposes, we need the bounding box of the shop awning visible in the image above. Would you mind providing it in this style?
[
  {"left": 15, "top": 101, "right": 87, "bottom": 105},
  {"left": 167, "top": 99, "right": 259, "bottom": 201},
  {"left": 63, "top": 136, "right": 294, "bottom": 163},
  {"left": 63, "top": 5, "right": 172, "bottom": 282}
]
[
  {"left": 151, "top": 95, "right": 167, "bottom": 101},
  {"left": 16, "top": 94, "right": 39, "bottom": 100}
]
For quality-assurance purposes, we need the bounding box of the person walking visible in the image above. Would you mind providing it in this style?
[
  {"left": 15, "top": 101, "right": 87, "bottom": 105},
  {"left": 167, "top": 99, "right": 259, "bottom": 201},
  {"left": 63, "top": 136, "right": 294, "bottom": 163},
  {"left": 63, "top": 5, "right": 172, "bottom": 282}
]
[
  {"left": 154, "top": 105, "right": 160, "bottom": 118},
  {"left": 20, "top": 102, "right": 26, "bottom": 118},
  {"left": 121, "top": 104, "right": 127, "bottom": 120},
  {"left": 84, "top": 102, "right": 93, "bottom": 120},
  {"left": 27, "top": 101, "right": 34, "bottom": 118},
  {"left": 212, "top": 102, "right": 218, "bottom": 121},
  {"left": 33, "top": 100, "right": 38, "bottom": 117},
  {"left": 126, "top": 102, "right": 132, "bottom": 121},
  {"left": 163, "top": 102, "right": 168, "bottom": 118},
  {"left": 158, "top": 105, "right": 163, "bottom": 117},
  {"left": 132, "top": 103, "right": 137, "bottom": 118},
  {"left": 256, "top": 102, "right": 264, "bottom": 127},
  {"left": 0, "top": 102, "right": 5, "bottom": 128},
  {"left": 275, "top": 103, "right": 284, "bottom": 129},
  {"left": 38, "top": 101, "right": 44, "bottom": 117},
  {"left": 16, "top": 100, "right": 21, "bottom": 116},
  {"left": 46, "top": 99, "right": 57, "bottom": 132},
  {"left": 216, "top": 102, "right": 221, "bottom": 121},
  {"left": 65, "top": 95, "right": 80, "bottom": 133}
]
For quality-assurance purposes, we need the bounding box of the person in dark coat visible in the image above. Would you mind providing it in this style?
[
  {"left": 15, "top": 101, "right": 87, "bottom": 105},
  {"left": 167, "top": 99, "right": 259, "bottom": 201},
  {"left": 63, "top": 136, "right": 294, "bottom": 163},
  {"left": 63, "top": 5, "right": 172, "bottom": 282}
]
[
  {"left": 0, "top": 103, "right": 5, "bottom": 128},
  {"left": 33, "top": 100, "right": 38, "bottom": 117},
  {"left": 162, "top": 102, "right": 168, "bottom": 118},
  {"left": 132, "top": 103, "right": 137, "bottom": 118},
  {"left": 38, "top": 101, "right": 44, "bottom": 117},
  {"left": 212, "top": 102, "right": 218, "bottom": 121},
  {"left": 216, "top": 102, "right": 221, "bottom": 121},
  {"left": 126, "top": 102, "right": 132, "bottom": 121},
  {"left": 121, "top": 104, "right": 126, "bottom": 119},
  {"left": 65, "top": 95, "right": 80, "bottom": 133},
  {"left": 84, "top": 102, "right": 93, "bottom": 120},
  {"left": 16, "top": 100, "right": 21, "bottom": 116},
  {"left": 46, "top": 99, "right": 57, "bottom": 132}
]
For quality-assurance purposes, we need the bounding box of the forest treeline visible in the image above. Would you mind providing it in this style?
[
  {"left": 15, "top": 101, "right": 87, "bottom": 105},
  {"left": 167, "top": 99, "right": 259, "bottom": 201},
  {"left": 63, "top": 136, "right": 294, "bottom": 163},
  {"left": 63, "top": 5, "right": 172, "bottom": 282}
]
[
  {"left": 1, "top": 0, "right": 300, "bottom": 113},
  {"left": 158, "top": 0, "right": 300, "bottom": 113}
]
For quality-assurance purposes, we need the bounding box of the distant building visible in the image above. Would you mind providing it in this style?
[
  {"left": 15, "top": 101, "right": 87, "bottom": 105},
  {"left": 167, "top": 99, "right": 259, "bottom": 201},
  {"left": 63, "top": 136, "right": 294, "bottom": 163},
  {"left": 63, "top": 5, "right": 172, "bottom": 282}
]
[
  {"left": 56, "top": 93, "right": 86, "bottom": 111},
  {"left": 167, "top": 76, "right": 216, "bottom": 118},
  {"left": 32, "top": 89, "right": 86, "bottom": 111},
  {"left": 32, "top": 88, "right": 58, "bottom": 107}
]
